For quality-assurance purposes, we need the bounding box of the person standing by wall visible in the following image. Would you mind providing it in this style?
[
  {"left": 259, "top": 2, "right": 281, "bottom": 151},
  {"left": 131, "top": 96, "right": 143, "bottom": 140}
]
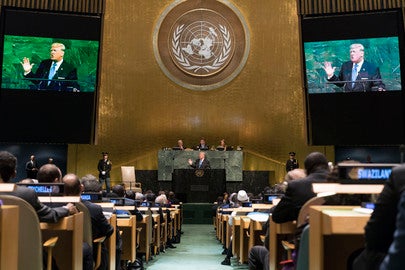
[
  {"left": 98, "top": 152, "right": 112, "bottom": 193},
  {"left": 25, "top": 154, "right": 39, "bottom": 179},
  {"left": 286, "top": 152, "right": 299, "bottom": 172}
]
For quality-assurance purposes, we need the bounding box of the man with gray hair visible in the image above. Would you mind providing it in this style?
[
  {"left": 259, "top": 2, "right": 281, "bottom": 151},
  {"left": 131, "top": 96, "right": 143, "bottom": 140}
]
[
  {"left": 21, "top": 42, "right": 80, "bottom": 91},
  {"left": 323, "top": 43, "right": 385, "bottom": 92}
]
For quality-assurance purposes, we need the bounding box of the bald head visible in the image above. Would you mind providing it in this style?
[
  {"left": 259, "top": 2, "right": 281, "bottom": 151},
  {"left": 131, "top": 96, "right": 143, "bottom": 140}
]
[
  {"left": 37, "top": 164, "right": 62, "bottom": 183},
  {"left": 63, "top": 173, "right": 82, "bottom": 196}
]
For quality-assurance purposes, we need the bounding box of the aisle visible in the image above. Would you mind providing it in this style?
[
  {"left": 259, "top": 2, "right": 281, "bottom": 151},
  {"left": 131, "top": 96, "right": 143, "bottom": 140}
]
[{"left": 144, "top": 224, "right": 249, "bottom": 270}]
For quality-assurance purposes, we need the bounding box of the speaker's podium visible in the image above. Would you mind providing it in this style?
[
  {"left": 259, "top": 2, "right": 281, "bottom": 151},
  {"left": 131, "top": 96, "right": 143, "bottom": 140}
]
[{"left": 172, "top": 169, "right": 225, "bottom": 203}]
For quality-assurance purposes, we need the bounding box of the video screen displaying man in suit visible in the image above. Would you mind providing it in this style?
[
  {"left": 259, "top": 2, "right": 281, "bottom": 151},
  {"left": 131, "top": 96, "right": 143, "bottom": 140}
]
[
  {"left": 21, "top": 42, "right": 80, "bottom": 92},
  {"left": 323, "top": 43, "right": 385, "bottom": 92}
]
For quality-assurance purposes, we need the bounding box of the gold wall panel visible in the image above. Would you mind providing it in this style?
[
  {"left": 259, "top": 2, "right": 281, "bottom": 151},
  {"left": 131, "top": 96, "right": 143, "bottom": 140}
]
[{"left": 66, "top": 0, "right": 331, "bottom": 185}]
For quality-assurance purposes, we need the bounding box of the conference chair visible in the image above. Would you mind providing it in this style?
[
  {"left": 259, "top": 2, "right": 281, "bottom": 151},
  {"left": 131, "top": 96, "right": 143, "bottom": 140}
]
[
  {"left": 0, "top": 195, "right": 59, "bottom": 270},
  {"left": 76, "top": 202, "right": 107, "bottom": 269},
  {"left": 280, "top": 196, "right": 326, "bottom": 267},
  {"left": 121, "top": 166, "right": 142, "bottom": 193}
]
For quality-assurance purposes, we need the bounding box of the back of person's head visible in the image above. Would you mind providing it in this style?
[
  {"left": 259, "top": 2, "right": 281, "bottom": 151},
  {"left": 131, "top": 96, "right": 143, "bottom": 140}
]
[
  {"left": 126, "top": 190, "right": 135, "bottom": 200},
  {"left": 81, "top": 175, "right": 102, "bottom": 192},
  {"left": 0, "top": 151, "right": 17, "bottom": 183},
  {"left": 63, "top": 173, "right": 82, "bottom": 196},
  {"left": 146, "top": 193, "right": 156, "bottom": 203},
  {"left": 37, "top": 164, "right": 62, "bottom": 183},
  {"left": 168, "top": 191, "right": 176, "bottom": 199},
  {"left": 216, "top": 196, "right": 224, "bottom": 204},
  {"left": 229, "top": 192, "right": 237, "bottom": 206},
  {"left": 284, "top": 168, "right": 307, "bottom": 181},
  {"left": 237, "top": 189, "right": 249, "bottom": 202},
  {"left": 155, "top": 194, "right": 168, "bottom": 205},
  {"left": 304, "top": 152, "right": 329, "bottom": 175},
  {"left": 111, "top": 184, "right": 125, "bottom": 197},
  {"left": 19, "top": 178, "right": 35, "bottom": 184},
  {"left": 135, "top": 192, "right": 144, "bottom": 201}
]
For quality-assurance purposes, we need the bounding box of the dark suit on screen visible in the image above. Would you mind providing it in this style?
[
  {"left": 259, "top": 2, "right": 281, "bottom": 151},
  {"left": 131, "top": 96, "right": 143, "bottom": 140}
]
[
  {"left": 353, "top": 165, "right": 405, "bottom": 270},
  {"left": 24, "top": 59, "right": 80, "bottom": 91},
  {"left": 328, "top": 60, "right": 385, "bottom": 92}
]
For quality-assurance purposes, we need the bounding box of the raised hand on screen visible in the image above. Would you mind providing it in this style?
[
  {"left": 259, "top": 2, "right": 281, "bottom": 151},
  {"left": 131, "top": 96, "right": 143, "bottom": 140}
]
[
  {"left": 322, "top": 61, "right": 336, "bottom": 78},
  {"left": 21, "top": 57, "right": 34, "bottom": 74}
]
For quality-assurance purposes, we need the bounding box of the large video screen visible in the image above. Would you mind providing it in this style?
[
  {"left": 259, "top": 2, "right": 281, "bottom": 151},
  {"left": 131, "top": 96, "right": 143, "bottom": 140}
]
[
  {"left": 305, "top": 37, "right": 401, "bottom": 93},
  {"left": 2, "top": 35, "right": 99, "bottom": 92},
  {"left": 302, "top": 9, "right": 405, "bottom": 145},
  {"left": 0, "top": 7, "right": 101, "bottom": 143}
]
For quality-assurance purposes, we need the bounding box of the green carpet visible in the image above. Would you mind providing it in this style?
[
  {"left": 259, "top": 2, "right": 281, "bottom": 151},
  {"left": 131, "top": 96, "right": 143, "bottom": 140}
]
[
  {"left": 144, "top": 224, "right": 249, "bottom": 270},
  {"left": 182, "top": 203, "right": 214, "bottom": 224}
]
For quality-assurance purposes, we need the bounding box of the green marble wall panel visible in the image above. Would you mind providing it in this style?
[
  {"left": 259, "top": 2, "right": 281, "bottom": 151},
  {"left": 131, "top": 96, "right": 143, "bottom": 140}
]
[{"left": 158, "top": 150, "right": 243, "bottom": 181}]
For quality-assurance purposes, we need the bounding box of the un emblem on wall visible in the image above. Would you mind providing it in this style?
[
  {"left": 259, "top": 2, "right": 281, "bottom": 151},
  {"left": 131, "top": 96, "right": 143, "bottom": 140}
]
[{"left": 153, "top": 0, "right": 250, "bottom": 91}]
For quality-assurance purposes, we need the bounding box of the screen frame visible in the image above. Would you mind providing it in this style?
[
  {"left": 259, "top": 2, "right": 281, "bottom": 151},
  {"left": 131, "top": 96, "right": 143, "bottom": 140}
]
[
  {"left": 0, "top": 7, "right": 102, "bottom": 144},
  {"left": 300, "top": 9, "right": 405, "bottom": 146}
]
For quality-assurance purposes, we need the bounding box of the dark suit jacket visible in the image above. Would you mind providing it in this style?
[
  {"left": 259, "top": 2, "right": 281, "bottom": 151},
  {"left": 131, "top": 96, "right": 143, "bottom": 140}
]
[
  {"left": 0, "top": 185, "right": 69, "bottom": 223},
  {"left": 82, "top": 200, "right": 114, "bottom": 239},
  {"left": 195, "top": 144, "right": 209, "bottom": 150},
  {"left": 286, "top": 158, "right": 299, "bottom": 172},
  {"left": 271, "top": 169, "right": 329, "bottom": 223},
  {"left": 379, "top": 191, "right": 405, "bottom": 270},
  {"left": 364, "top": 165, "right": 405, "bottom": 253},
  {"left": 190, "top": 158, "right": 211, "bottom": 169},
  {"left": 98, "top": 159, "right": 112, "bottom": 179},
  {"left": 25, "top": 160, "right": 39, "bottom": 179},
  {"left": 82, "top": 200, "right": 114, "bottom": 270},
  {"left": 353, "top": 165, "right": 405, "bottom": 270},
  {"left": 328, "top": 60, "right": 385, "bottom": 92},
  {"left": 25, "top": 59, "right": 80, "bottom": 91}
]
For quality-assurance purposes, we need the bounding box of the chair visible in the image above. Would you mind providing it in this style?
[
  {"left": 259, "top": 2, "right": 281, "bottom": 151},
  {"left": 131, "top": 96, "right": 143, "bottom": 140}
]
[
  {"left": 76, "top": 202, "right": 107, "bottom": 269},
  {"left": 0, "top": 195, "right": 58, "bottom": 270},
  {"left": 295, "top": 224, "right": 310, "bottom": 270},
  {"left": 280, "top": 196, "right": 326, "bottom": 267},
  {"left": 121, "top": 166, "right": 142, "bottom": 193}
]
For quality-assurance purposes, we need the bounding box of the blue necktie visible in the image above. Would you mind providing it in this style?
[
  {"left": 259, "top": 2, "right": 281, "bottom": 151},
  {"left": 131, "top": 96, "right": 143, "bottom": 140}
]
[
  {"left": 48, "top": 62, "right": 57, "bottom": 85},
  {"left": 351, "top": 63, "right": 358, "bottom": 88},
  {"left": 199, "top": 160, "right": 203, "bottom": 168}
]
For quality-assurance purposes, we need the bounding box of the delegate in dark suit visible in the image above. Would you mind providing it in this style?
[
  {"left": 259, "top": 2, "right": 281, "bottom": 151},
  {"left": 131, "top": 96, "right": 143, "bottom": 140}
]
[
  {"left": 24, "top": 59, "right": 80, "bottom": 91},
  {"left": 328, "top": 60, "right": 385, "bottom": 92},
  {"left": 272, "top": 152, "right": 329, "bottom": 223},
  {"left": 353, "top": 164, "right": 405, "bottom": 270},
  {"left": 271, "top": 169, "right": 328, "bottom": 223},
  {"left": 2, "top": 185, "right": 70, "bottom": 223},
  {"left": 82, "top": 200, "right": 114, "bottom": 270},
  {"left": 25, "top": 155, "right": 39, "bottom": 179},
  {"left": 380, "top": 191, "right": 405, "bottom": 270}
]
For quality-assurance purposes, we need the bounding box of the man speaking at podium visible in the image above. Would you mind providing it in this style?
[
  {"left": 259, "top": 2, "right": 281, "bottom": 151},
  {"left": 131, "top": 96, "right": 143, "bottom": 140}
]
[
  {"left": 323, "top": 43, "right": 385, "bottom": 92},
  {"left": 21, "top": 42, "right": 80, "bottom": 92},
  {"left": 188, "top": 151, "right": 211, "bottom": 170}
]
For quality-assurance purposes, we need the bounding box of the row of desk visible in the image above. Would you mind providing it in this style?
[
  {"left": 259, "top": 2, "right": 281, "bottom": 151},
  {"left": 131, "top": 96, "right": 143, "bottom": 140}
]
[
  {"left": 0, "top": 201, "right": 182, "bottom": 270},
  {"left": 216, "top": 204, "right": 371, "bottom": 270},
  {"left": 216, "top": 204, "right": 272, "bottom": 264}
]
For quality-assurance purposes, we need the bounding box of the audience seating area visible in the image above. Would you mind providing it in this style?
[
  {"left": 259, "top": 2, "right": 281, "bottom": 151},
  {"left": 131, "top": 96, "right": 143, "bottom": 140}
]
[
  {"left": 0, "top": 184, "right": 183, "bottom": 270},
  {"left": 214, "top": 183, "right": 385, "bottom": 270}
]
